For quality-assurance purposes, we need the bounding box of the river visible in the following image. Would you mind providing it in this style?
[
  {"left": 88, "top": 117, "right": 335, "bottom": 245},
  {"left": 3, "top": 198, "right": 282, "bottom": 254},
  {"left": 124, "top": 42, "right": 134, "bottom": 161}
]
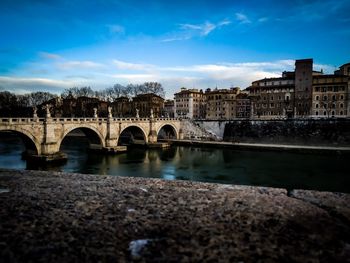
[{"left": 0, "top": 133, "right": 349, "bottom": 193}]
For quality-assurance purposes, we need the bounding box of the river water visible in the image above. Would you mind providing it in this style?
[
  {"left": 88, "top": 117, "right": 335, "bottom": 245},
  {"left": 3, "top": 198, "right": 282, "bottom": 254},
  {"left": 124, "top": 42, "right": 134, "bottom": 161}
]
[{"left": 0, "top": 134, "right": 349, "bottom": 193}]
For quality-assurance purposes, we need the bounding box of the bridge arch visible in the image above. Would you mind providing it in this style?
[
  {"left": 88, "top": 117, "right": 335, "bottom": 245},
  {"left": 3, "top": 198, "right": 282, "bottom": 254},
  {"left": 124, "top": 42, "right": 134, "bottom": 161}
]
[
  {"left": 0, "top": 127, "right": 40, "bottom": 155},
  {"left": 157, "top": 124, "right": 178, "bottom": 140},
  {"left": 59, "top": 125, "right": 105, "bottom": 150},
  {"left": 118, "top": 125, "right": 148, "bottom": 145}
]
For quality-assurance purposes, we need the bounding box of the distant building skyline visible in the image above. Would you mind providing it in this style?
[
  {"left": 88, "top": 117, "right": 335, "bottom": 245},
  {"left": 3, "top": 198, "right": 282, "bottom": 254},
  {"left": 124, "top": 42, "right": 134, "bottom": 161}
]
[{"left": 0, "top": 0, "right": 349, "bottom": 98}]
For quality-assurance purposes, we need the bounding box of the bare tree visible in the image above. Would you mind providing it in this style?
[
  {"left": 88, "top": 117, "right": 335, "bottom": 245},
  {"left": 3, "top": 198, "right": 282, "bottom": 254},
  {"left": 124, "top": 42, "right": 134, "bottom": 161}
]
[
  {"left": 143, "top": 82, "right": 165, "bottom": 98},
  {"left": 27, "top": 92, "right": 57, "bottom": 107},
  {"left": 61, "top": 87, "right": 95, "bottom": 99}
]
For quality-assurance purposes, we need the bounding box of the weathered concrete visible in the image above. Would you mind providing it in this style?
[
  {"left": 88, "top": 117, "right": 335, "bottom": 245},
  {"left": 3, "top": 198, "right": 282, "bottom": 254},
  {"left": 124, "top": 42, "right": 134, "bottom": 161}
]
[{"left": 1, "top": 169, "right": 350, "bottom": 262}]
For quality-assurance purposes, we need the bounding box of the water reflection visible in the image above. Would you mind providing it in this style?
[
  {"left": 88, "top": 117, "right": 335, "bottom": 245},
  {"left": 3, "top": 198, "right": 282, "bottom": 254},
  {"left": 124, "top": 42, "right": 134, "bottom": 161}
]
[{"left": 0, "top": 134, "right": 349, "bottom": 193}]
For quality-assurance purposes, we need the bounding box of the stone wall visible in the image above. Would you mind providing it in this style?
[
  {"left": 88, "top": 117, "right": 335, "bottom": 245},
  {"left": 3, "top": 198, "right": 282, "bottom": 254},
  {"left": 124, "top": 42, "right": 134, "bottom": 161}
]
[
  {"left": 192, "top": 120, "right": 229, "bottom": 140},
  {"left": 223, "top": 119, "right": 350, "bottom": 146}
]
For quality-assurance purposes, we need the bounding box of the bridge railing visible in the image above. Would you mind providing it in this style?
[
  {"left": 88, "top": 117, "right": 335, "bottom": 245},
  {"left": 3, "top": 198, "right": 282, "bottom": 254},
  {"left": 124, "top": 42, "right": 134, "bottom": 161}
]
[
  {"left": 0, "top": 118, "right": 45, "bottom": 124},
  {"left": 0, "top": 117, "right": 180, "bottom": 124}
]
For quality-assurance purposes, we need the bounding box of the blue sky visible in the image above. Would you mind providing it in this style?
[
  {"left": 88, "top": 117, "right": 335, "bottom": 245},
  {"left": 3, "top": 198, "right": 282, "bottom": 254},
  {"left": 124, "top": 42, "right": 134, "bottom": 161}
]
[{"left": 0, "top": 0, "right": 349, "bottom": 98}]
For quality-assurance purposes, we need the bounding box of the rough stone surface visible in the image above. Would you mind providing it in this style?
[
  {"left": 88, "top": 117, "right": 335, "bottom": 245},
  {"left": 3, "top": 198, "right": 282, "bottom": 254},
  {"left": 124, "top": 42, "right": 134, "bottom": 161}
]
[
  {"left": 223, "top": 119, "right": 350, "bottom": 146},
  {"left": 1, "top": 169, "right": 350, "bottom": 262}
]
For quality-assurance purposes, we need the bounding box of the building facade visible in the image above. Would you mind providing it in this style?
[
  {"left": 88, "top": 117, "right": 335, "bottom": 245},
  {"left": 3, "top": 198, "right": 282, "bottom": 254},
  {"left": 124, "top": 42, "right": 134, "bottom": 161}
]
[
  {"left": 132, "top": 93, "right": 165, "bottom": 118},
  {"left": 248, "top": 77, "right": 295, "bottom": 119},
  {"left": 205, "top": 88, "right": 240, "bottom": 120},
  {"left": 164, "top": 99, "right": 175, "bottom": 118},
  {"left": 174, "top": 88, "right": 206, "bottom": 119},
  {"left": 111, "top": 96, "right": 132, "bottom": 117},
  {"left": 311, "top": 75, "right": 348, "bottom": 118},
  {"left": 248, "top": 59, "right": 350, "bottom": 119},
  {"left": 236, "top": 92, "right": 251, "bottom": 118}
]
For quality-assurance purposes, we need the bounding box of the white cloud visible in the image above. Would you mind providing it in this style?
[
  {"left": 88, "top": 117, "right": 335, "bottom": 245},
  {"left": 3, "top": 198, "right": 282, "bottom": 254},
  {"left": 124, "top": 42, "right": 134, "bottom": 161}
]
[
  {"left": 179, "top": 22, "right": 216, "bottom": 36},
  {"left": 218, "top": 19, "right": 232, "bottom": 26},
  {"left": 235, "top": 13, "right": 251, "bottom": 24},
  {"left": 112, "top": 59, "right": 155, "bottom": 71},
  {"left": 111, "top": 74, "right": 159, "bottom": 82},
  {"left": 1, "top": 57, "right": 335, "bottom": 99},
  {"left": 38, "top": 52, "right": 62, "bottom": 60},
  {"left": 258, "top": 17, "right": 269, "bottom": 23},
  {"left": 161, "top": 36, "right": 192, "bottom": 42},
  {"left": 0, "top": 76, "right": 73, "bottom": 94},
  {"left": 57, "top": 60, "right": 104, "bottom": 70},
  {"left": 107, "top": 24, "right": 125, "bottom": 34},
  {"left": 163, "top": 19, "right": 231, "bottom": 42}
]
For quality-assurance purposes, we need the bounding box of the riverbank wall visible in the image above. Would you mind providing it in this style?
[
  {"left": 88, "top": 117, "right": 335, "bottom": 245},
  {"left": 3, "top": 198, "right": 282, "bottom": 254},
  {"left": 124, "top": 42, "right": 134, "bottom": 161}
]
[
  {"left": 192, "top": 118, "right": 350, "bottom": 146},
  {"left": 168, "top": 139, "right": 350, "bottom": 155},
  {"left": 0, "top": 169, "right": 349, "bottom": 262}
]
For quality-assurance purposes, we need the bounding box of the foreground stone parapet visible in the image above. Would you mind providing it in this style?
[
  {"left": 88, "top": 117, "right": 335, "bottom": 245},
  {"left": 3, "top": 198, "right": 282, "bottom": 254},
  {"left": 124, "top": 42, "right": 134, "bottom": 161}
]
[{"left": 0, "top": 169, "right": 350, "bottom": 262}]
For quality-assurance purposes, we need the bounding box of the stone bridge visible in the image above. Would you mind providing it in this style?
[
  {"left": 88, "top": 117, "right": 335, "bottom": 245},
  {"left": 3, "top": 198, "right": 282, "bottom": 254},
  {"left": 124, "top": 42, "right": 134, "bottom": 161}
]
[{"left": 0, "top": 116, "right": 182, "bottom": 162}]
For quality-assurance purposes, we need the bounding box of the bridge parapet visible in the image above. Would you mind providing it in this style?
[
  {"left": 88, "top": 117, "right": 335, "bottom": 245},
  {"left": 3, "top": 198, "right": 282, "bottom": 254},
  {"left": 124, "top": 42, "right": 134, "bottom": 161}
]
[
  {"left": 0, "top": 118, "right": 45, "bottom": 124},
  {"left": 0, "top": 117, "right": 180, "bottom": 124}
]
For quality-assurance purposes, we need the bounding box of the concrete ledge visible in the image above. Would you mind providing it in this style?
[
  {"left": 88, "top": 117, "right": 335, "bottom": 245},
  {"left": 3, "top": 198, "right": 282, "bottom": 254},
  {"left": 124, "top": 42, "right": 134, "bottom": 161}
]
[
  {"left": 0, "top": 169, "right": 349, "bottom": 262},
  {"left": 169, "top": 139, "right": 350, "bottom": 155}
]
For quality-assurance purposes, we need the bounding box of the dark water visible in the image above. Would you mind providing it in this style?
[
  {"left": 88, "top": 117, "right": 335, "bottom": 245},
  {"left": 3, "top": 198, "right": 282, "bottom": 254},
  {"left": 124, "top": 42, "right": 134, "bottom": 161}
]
[{"left": 1, "top": 133, "right": 349, "bottom": 193}]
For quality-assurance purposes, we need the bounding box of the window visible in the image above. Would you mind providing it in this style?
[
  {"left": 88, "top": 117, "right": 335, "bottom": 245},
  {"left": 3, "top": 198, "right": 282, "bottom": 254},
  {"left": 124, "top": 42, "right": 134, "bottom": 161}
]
[
  {"left": 340, "top": 95, "right": 344, "bottom": 100},
  {"left": 316, "top": 104, "right": 319, "bottom": 109},
  {"left": 315, "top": 111, "right": 319, "bottom": 116},
  {"left": 271, "top": 96, "right": 274, "bottom": 101},
  {"left": 332, "top": 95, "right": 336, "bottom": 101},
  {"left": 324, "top": 111, "right": 327, "bottom": 116},
  {"left": 340, "top": 103, "right": 344, "bottom": 108},
  {"left": 323, "top": 95, "right": 327, "bottom": 101},
  {"left": 340, "top": 111, "right": 343, "bottom": 115},
  {"left": 331, "top": 111, "right": 335, "bottom": 116},
  {"left": 315, "top": 95, "right": 319, "bottom": 100},
  {"left": 270, "top": 103, "right": 274, "bottom": 108}
]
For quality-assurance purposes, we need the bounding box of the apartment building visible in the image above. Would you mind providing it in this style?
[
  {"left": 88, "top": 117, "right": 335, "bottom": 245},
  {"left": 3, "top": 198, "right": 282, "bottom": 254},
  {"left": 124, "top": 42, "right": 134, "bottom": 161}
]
[
  {"left": 205, "top": 88, "right": 240, "bottom": 119},
  {"left": 174, "top": 88, "right": 206, "bottom": 119},
  {"left": 248, "top": 76, "right": 295, "bottom": 119},
  {"left": 248, "top": 59, "right": 349, "bottom": 119}
]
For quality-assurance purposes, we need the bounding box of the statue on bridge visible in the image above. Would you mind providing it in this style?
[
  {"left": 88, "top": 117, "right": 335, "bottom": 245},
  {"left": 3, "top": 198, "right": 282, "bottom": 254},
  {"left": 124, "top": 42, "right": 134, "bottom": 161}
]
[
  {"left": 93, "top": 108, "right": 98, "bottom": 118},
  {"left": 43, "top": 104, "right": 51, "bottom": 118},
  {"left": 108, "top": 106, "right": 113, "bottom": 118},
  {"left": 136, "top": 108, "right": 139, "bottom": 118},
  {"left": 150, "top": 108, "right": 154, "bottom": 119},
  {"left": 33, "top": 107, "right": 38, "bottom": 118}
]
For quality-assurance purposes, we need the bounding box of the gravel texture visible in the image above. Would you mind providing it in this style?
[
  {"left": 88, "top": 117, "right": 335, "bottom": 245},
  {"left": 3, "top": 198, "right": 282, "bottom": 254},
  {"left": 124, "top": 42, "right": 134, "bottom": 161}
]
[{"left": 0, "top": 169, "right": 350, "bottom": 263}]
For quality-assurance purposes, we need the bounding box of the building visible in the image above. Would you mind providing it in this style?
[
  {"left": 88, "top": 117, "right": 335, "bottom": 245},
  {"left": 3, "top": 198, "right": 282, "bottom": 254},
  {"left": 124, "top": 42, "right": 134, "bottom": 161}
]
[
  {"left": 111, "top": 96, "right": 132, "bottom": 117},
  {"left": 248, "top": 75, "right": 295, "bottom": 119},
  {"left": 294, "top": 59, "right": 313, "bottom": 117},
  {"left": 132, "top": 93, "right": 164, "bottom": 118},
  {"left": 311, "top": 74, "right": 348, "bottom": 118},
  {"left": 248, "top": 59, "right": 350, "bottom": 119},
  {"left": 174, "top": 88, "right": 206, "bottom": 119},
  {"left": 236, "top": 92, "right": 251, "bottom": 119},
  {"left": 164, "top": 99, "right": 175, "bottom": 118},
  {"left": 205, "top": 88, "right": 240, "bottom": 120}
]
